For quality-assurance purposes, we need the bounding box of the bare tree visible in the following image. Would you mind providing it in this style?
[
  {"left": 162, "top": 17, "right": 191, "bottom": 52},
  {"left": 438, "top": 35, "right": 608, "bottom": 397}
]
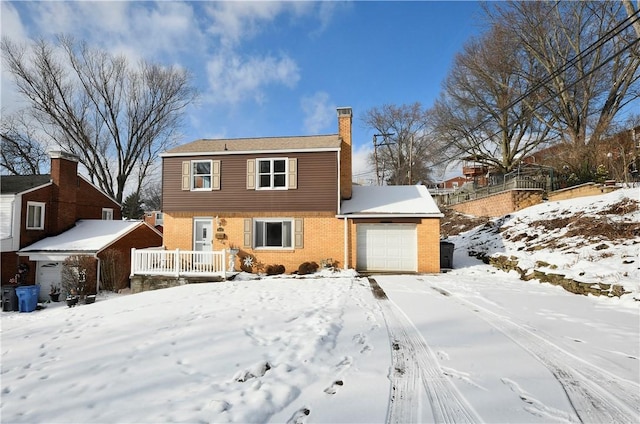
[
  {"left": 430, "top": 25, "right": 554, "bottom": 174},
  {"left": 488, "top": 1, "right": 640, "bottom": 151},
  {"left": 1, "top": 35, "right": 197, "bottom": 202},
  {"left": 140, "top": 178, "right": 163, "bottom": 211},
  {"left": 361, "top": 103, "right": 436, "bottom": 185},
  {"left": 622, "top": 0, "right": 640, "bottom": 39},
  {"left": 1, "top": 110, "right": 49, "bottom": 175}
]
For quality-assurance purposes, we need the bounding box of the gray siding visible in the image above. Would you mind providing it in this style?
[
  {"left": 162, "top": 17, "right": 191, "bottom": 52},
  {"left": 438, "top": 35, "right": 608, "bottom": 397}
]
[{"left": 163, "top": 151, "right": 339, "bottom": 212}]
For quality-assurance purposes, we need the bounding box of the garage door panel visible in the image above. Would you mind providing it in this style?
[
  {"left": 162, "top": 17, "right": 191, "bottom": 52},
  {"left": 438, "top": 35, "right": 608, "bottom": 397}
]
[{"left": 357, "top": 224, "right": 417, "bottom": 272}]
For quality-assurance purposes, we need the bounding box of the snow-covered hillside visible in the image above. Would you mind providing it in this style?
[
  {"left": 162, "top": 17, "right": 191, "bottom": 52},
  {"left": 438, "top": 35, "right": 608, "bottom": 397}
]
[{"left": 447, "top": 187, "right": 640, "bottom": 303}]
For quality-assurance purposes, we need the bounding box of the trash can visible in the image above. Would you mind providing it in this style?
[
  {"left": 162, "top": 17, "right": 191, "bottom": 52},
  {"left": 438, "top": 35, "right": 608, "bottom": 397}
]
[
  {"left": 440, "top": 241, "right": 455, "bottom": 270},
  {"left": 15, "top": 285, "right": 40, "bottom": 313},
  {"left": 2, "top": 286, "right": 19, "bottom": 312}
]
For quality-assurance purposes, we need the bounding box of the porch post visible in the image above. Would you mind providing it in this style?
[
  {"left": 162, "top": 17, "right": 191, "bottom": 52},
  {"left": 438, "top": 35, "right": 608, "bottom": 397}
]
[
  {"left": 130, "top": 248, "right": 136, "bottom": 277},
  {"left": 175, "top": 248, "right": 180, "bottom": 277}
]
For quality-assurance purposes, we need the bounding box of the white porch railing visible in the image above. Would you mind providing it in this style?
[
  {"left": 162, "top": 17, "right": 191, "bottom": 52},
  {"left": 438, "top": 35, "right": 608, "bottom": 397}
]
[{"left": 130, "top": 248, "right": 226, "bottom": 278}]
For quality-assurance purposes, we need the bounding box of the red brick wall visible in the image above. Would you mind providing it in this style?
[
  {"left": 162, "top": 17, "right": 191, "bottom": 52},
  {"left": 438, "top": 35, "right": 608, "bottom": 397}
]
[
  {"left": 99, "top": 224, "right": 162, "bottom": 289},
  {"left": 76, "top": 178, "right": 121, "bottom": 220}
]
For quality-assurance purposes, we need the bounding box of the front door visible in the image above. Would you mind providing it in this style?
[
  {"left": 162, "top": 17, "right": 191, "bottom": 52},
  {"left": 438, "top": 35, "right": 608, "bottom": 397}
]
[{"left": 193, "top": 218, "right": 213, "bottom": 263}]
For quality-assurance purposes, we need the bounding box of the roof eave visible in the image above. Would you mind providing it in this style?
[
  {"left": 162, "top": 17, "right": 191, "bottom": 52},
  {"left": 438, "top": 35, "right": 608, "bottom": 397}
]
[
  {"left": 161, "top": 147, "right": 341, "bottom": 158},
  {"left": 336, "top": 213, "right": 444, "bottom": 219}
]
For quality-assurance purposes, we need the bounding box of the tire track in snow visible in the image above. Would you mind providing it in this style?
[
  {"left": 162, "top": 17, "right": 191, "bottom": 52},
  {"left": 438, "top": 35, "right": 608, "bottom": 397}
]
[
  {"left": 430, "top": 285, "right": 640, "bottom": 424},
  {"left": 369, "top": 278, "right": 480, "bottom": 424}
]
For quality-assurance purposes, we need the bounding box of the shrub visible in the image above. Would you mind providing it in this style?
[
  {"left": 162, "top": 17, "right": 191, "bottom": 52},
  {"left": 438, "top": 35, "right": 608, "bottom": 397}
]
[
  {"left": 100, "top": 249, "right": 128, "bottom": 291},
  {"left": 297, "top": 261, "right": 319, "bottom": 275},
  {"left": 265, "top": 264, "right": 286, "bottom": 275},
  {"left": 61, "top": 255, "right": 97, "bottom": 296}
]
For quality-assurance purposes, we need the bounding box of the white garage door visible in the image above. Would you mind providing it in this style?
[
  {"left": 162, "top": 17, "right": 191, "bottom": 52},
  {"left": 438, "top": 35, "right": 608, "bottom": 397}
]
[
  {"left": 37, "top": 262, "right": 62, "bottom": 301},
  {"left": 357, "top": 224, "right": 417, "bottom": 272}
]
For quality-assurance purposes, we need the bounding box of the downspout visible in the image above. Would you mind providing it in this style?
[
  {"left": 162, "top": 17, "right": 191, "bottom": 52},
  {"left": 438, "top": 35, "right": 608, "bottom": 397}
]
[
  {"left": 343, "top": 216, "right": 349, "bottom": 270},
  {"left": 337, "top": 149, "right": 342, "bottom": 214}
]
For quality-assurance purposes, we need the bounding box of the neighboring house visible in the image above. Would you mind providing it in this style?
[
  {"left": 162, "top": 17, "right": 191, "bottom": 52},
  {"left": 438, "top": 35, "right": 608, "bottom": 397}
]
[
  {"left": 143, "top": 211, "right": 164, "bottom": 233},
  {"left": 0, "top": 151, "right": 161, "bottom": 299},
  {"left": 18, "top": 220, "right": 162, "bottom": 296},
  {"left": 160, "top": 107, "right": 443, "bottom": 274}
]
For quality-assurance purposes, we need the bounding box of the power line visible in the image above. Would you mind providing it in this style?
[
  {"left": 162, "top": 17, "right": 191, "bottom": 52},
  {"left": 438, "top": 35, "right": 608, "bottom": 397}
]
[{"left": 433, "top": 6, "right": 640, "bottom": 171}]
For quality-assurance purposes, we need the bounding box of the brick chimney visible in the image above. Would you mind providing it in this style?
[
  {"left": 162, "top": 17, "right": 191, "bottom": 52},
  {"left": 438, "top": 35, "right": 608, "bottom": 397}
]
[
  {"left": 337, "top": 107, "right": 352, "bottom": 199},
  {"left": 49, "top": 151, "right": 79, "bottom": 234}
]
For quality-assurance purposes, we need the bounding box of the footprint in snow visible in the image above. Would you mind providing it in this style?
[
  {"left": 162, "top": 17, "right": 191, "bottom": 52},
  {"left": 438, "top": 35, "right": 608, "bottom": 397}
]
[
  {"left": 324, "top": 380, "right": 344, "bottom": 395},
  {"left": 287, "top": 407, "right": 310, "bottom": 424}
]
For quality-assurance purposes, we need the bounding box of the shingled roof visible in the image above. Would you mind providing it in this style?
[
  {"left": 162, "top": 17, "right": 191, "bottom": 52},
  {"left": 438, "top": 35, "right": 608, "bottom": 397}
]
[
  {"left": 163, "top": 134, "right": 342, "bottom": 156},
  {"left": 0, "top": 175, "right": 51, "bottom": 194}
]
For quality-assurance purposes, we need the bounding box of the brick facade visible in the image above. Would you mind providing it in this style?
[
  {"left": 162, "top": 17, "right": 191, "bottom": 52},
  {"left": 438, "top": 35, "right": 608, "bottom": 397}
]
[{"left": 164, "top": 212, "right": 344, "bottom": 273}]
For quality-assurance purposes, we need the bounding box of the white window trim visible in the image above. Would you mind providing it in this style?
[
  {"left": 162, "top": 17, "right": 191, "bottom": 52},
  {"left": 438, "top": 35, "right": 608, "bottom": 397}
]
[
  {"left": 253, "top": 218, "right": 294, "bottom": 249},
  {"left": 191, "top": 159, "right": 213, "bottom": 191},
  {"left": 26, "top": 201, "right": 45, "bottom": 230},
  {"left": 256, "top": 158, "right": 288, "bottom": 190},
  {"left": 102, "top": 208, "right": 114, "bottom": 220}
]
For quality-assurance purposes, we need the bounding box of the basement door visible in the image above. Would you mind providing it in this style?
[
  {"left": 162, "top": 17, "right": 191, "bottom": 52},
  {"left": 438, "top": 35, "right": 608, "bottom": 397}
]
[{"left": 356, "top": 224, "right": 417, "bottom": 272}]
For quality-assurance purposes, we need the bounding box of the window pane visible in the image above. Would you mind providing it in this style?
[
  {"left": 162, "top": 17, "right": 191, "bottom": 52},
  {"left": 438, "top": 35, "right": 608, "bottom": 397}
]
[
  {"left": 265, "top": 222, "right": 282, "bottom": 246},
  {"left": 259, "top": 161, "right": 270, "bottom": 173},
  {"left": 259, "top": 175, "right": 271, "bottom": 188},
  {"left": 201, "top": 176, "right": 211, "bottom": 188},
  {"left": 282, "top": 221, "right": 292, "bottom": 247},
  {"left": 273, "top": 160, "right": 286, "bottom": 173},
  {"left": 273, "top": 175, "right": 286, "bottom": 187},
  {"left": 27, "top": 205, "right": 42, "bottom": 228},
  {"left": 27, "top": 206, "right": 35, "bottom": 227},
  {"left": 194, "top": 162, "right": 210, "bottom": 174},
  {"left": 255, "top": 221, "right": 264, "bottom": 247}
]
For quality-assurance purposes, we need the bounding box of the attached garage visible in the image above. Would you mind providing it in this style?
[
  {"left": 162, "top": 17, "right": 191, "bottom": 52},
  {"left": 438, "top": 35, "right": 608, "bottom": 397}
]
[
  {"left": 356, "top": 224, "right": 417, "bottom": 272},
  {"left": 339, "top": 185, "right": 444, "bottom": 273}
]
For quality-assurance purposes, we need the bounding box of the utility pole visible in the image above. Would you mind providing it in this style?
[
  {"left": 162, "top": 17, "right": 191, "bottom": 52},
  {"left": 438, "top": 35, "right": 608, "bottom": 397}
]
[{"left": 373, "top": 133, "right": 394, "bottom": 185}]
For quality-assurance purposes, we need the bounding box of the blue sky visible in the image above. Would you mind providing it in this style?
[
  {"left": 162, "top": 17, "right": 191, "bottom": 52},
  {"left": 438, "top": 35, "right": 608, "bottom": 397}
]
[{"left": 1, "top": 1, "right": 485, "bottom": 179}]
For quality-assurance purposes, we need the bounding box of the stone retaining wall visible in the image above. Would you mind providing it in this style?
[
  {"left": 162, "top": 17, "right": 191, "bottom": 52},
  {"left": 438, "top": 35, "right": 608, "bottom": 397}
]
[{"left": 130, "top": 274, "right": 224, "bottom": 293}]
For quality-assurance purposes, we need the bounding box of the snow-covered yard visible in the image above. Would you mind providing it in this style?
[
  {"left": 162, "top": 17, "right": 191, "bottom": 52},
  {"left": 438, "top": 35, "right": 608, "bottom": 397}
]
[{"left": 1, "top": 188, "right": 638, "bottom": 423}]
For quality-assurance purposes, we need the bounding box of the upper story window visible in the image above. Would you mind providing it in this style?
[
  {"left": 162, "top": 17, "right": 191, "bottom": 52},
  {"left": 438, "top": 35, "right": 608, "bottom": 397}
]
[
  {"left": 246, "top": 158, "right": 297, "bottom": 191},
  {"left": 257, "top": 158, "right": 287, "bottom": 189},
  {"left": 192, "top": 160, "right": 212, "bottom": 190},
  {"left": 181, "top": 160, "right": 220, "bottom": 191},
  {"left": 26, "top": 201, "right": 45, "bottom": 230},
  {"left": 155, "top": 212, "right": 163, "bottom": 225},
  {"left": 102, "top": 208, "right": 114, "bottom": 220}
]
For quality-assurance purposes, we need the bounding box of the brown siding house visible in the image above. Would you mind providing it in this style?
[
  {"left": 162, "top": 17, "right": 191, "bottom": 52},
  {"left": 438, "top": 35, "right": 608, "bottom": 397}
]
[{"left": 160, "top": 108, "right": 443, "bottom": 275}]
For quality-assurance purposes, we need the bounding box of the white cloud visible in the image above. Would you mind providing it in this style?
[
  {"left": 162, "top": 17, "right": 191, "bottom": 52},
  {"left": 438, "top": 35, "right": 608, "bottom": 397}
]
[
  {"left": 4, "top": 1, "right": 203, "bottom": 63},
  {"left": 301, "top": 92, "right": 335, "bottom": 134},
  {"left": 203, "top": 1, "right": 289, "bottom": 48},
  {"left": 205, "top": 52, "right": 300, "bottom": 105},
  {"left": 352, "top": 143, "right": 376, "bottom": 185}
]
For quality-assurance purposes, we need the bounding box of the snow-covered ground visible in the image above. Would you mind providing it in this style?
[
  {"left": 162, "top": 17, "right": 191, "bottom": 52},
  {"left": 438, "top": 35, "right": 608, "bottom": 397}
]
[{"left": 1, "top": 188, "right": 638, "bottom": 423}]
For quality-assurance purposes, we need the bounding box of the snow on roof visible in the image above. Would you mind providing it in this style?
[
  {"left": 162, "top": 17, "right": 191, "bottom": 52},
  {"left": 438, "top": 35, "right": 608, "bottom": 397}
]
[
  {"left": 340, "top": 185, "right": 443, "bottom": 217},
  {"left": 19, "top": 220, "right": 145, "bottom": 253}
]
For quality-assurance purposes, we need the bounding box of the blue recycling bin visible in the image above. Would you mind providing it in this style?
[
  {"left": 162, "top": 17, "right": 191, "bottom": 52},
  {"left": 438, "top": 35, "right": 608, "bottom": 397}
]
[{"left": 15, "top": 285, "right": 40, "bottom": 313}]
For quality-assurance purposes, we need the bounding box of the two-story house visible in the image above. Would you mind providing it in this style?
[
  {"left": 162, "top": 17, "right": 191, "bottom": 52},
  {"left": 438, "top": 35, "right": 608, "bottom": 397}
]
[
  {"left": 161, "top": 107, "right": 443, "bottom": 274},
  {"left": 1, "top": 152, "right": 162, "bottom": 298}
]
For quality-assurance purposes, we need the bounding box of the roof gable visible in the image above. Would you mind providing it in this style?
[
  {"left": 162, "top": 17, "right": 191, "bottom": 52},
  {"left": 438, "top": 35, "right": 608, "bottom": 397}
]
[
  {"left": 0, "top": 175, "right": 51, "bottom": 194},
  {"left": 18, "top": 220, "right": 148, "bottom": 253}
]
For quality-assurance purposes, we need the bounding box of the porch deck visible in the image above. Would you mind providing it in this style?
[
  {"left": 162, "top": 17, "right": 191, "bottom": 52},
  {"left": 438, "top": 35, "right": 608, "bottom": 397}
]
[{"left": 130, "top": 248, "right": 227, "bottom": 279}]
